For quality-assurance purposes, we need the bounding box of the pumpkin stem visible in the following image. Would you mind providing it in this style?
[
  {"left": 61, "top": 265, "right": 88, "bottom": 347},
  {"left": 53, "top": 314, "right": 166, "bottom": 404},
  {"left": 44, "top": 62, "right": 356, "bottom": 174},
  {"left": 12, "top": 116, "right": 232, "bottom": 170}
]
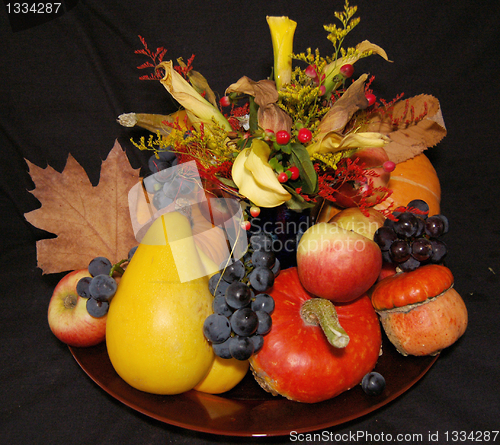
[{"left": 300, "top": 298, "right": 350, "bottom": 348}]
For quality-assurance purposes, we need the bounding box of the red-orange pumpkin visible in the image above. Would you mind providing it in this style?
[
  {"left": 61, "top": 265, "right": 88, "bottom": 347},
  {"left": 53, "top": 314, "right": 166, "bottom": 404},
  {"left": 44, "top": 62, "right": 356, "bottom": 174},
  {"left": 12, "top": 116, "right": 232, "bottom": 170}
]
[
  {"left": 370, "top": 264, "right": 467, "bottom": 356},
  {"left": 249, "top": 267, "right": 381, "bottom": 403}
]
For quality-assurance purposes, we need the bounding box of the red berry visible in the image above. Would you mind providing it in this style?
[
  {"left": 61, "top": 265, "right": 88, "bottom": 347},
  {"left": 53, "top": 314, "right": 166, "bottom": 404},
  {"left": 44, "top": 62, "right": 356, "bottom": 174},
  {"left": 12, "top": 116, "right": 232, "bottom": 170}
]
[
  {"left": 250, "top": 206, "right": 261, "bottom": 217},
  {"left": 220, "top": 96, "right": 231, "bottom": 107},
  {"left": 383, "top": 161, "right": 396, "bottom": 173},
  {"left": 365, "top": 93, "right": 376, "bottom": 106},
  {"left": 297, "top": 128, "right": 312, "bottom": 144},
  {"left": 340, "top": 64, "right": 354, "bottom": 78},
  {"left": 278, "top": 172, "right": 288, "bottom": 183},
  {"left": 241, "top": 220, "right": 251, "bottom": 231},
  {"left": 305, "top": 65, "right": 318, "bottom": 79},
  {"left": 276, "top": 130, "right": 291, "bottom": 145},
  {"left": 289, "top": 166, "right": 300, "bottom": 180}
]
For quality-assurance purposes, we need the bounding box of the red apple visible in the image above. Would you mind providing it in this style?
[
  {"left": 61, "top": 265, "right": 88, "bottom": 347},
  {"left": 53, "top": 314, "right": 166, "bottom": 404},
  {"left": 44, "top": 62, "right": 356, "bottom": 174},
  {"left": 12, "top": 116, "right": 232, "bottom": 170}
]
[
  {"left": 333, "top": 147, "right": 391, "bottom": 208},
  {"left": 48, "top": 269, "right": 107, "bottom": 347},
  {"left": 329, "top": 207, "right": 385, "bottom": 240},
  {"left": 297, "top": 222, "right": 382, "bottom": 302}
]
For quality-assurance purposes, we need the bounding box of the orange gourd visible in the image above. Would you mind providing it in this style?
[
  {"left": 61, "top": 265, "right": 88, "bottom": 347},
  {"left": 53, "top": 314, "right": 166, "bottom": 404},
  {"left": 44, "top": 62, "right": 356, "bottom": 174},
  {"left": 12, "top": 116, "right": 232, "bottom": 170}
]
[
  {"left": 377, "top": 154, "right": 441, "bottom": 216},
  {"left": 370, "top": 265, "right": 468, "bottom": 356},
  {"left": 317, "top": 153, "right": 441, "bottom": 222}
]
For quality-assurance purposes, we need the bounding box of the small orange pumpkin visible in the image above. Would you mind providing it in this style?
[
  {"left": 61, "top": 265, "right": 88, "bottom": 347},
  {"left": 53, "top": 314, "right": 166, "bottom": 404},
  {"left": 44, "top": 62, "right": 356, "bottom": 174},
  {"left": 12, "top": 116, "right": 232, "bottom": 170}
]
[
  {"left": 317, "top": 153, "right": 441, "bottom": 222},
  {"left": 370, "top": 264, "right": 468, "bottom": 356},
  {"left": 376, "top": 153, "right": 441, "bottom": 216}
]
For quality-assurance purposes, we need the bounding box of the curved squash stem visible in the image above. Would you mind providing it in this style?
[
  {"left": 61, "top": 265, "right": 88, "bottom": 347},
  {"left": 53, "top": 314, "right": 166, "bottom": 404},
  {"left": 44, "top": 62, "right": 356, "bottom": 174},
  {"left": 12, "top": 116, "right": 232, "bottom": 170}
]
[{"left": 300, "top": 298, "right": 350, "bottom": 348}]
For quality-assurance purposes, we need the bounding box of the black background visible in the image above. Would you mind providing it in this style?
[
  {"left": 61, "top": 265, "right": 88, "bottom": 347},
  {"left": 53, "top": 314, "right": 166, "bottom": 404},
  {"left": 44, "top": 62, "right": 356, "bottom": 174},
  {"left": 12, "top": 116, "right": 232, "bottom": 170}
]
[{"left": 1, "top": 1, "right": 499, "bottom": 444}]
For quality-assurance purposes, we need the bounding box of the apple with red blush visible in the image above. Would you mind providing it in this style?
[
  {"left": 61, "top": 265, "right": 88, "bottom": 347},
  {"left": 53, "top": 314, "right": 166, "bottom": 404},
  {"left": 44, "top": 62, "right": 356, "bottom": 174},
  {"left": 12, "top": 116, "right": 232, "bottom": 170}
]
[
  {"left": 296, "top": 222, "right": 382, "bottom": 303},
  {"left": 48, "top": 269, "right": 107, "bottom": 347},
  {"left": 333, "top": 146, "right": 392, "bottom": 208}
]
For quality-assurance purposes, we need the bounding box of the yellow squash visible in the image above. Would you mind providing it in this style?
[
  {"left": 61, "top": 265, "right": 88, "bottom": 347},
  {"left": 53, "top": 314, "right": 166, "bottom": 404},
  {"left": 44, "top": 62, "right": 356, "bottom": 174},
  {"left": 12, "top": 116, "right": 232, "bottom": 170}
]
[{"left": 106, "top": 212, "right": 215, "bottom": 395}]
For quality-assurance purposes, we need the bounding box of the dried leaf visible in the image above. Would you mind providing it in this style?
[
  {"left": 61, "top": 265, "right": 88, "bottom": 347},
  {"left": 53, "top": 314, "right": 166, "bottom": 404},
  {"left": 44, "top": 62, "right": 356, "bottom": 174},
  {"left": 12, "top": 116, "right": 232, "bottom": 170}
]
[
  {"left": 364, "top": 94, "right": 447, "bottom": 163},
  {"left": 226, "top": 76, "right": 279, "bottom": 108},
  {"left": 319, "top": 74, "right": 369, "bottom": 133},
  {"left": 24, "top": 141, "right": 141, "bottom": 274},
  {"left": 226, "top": 76, "right": 291, "bottom": 133}
]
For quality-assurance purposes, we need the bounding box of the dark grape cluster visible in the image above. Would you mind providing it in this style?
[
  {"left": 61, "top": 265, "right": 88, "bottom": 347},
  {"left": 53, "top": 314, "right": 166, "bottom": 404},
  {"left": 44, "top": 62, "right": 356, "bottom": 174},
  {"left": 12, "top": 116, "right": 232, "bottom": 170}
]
[
  {"left": 374, "top": 199, "right": 449, "bottom": 272},
  {"left": 76, "top": 247, "right": 137, "bottom": 318},
  {"left": 203, "top": 233, "right": 278, "bottom": 361},
  {"left": 142, "top": 148, "right": 197, "bottom": 212}
]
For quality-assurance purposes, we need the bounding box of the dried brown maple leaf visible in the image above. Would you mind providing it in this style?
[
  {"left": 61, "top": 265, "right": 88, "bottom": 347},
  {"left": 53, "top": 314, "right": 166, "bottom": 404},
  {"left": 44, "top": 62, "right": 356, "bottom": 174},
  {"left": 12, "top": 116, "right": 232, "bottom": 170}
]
[
  {"left": 24, "top": 140, "right": 141, "bottom": 274},
  {"left": 362, "top": 94, "right": 447, "bottom": 164}
]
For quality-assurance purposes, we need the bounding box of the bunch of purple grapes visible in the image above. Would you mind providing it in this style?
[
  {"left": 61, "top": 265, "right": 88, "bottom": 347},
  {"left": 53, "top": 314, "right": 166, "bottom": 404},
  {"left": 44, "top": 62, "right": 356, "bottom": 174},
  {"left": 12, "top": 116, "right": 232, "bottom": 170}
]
[
  {"left": 203, "top": 233, "right": 279, "bottom": 361},
  {"left": 76, "top": 247, "right": 137, "bottom": 317},
  {"left": 374, "top": 199, "right": 449, "bottom": 272}
]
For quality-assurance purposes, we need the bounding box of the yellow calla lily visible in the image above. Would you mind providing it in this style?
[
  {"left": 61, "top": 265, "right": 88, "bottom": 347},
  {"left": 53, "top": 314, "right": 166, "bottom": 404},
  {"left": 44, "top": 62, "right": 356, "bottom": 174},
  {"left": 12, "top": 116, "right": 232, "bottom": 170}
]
[
  {"left": 267, "top": 16, "right": 297, "bottom": 91},
  {"left": 232, "top": 140, "right": 291, "bottom": 208},
  {"left": 157, "top": 61, "right": 232, "bottom": 132},
  {"left": 307, "top": 131, "right": 390, "bottom": 156}
]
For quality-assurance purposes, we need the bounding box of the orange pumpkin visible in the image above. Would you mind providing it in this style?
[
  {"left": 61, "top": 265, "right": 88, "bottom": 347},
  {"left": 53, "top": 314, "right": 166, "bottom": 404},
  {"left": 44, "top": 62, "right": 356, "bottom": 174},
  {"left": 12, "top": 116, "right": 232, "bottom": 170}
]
[
  {"left": 370, "top": 265, "right": 468, "bottom": 356},
  {"left": 317, "top": 153, "right": 441, "bottom": 222},
  {"left": 376, "top": 154, "right": 441, "bottom": 216}
]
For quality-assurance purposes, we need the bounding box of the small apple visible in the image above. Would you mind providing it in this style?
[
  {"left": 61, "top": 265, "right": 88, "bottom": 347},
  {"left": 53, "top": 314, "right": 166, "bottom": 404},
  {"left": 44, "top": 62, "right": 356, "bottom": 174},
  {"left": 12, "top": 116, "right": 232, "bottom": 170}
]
[
  {"left": 329, "top": 207, "right": 385, "bottom": 240},
  {"left": 333, "top": 147, "right": 391, "bottom": 208},
  {"left": 48, "top": 269, "right": 107, "bottom": 347},
  {"left": 297, "top": 222, "right": 382, "bottom": 302}
]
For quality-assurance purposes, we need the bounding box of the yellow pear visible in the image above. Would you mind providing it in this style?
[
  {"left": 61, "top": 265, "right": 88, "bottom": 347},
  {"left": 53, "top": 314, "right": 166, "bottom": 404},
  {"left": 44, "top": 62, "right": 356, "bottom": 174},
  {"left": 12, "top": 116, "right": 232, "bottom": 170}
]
[{"left": 106, "top": 211, "right": 215, "bottom": 395}]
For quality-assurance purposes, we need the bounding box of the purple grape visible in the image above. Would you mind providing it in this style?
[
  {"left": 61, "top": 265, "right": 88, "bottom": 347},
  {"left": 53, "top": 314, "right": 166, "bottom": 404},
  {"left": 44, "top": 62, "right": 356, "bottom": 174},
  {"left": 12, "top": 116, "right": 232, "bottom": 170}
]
[
  {"left": 393, "top": 212, "right": 419, "bottom": 238},
  {"left": 86, "top": 298, "right": 109, "bottom": 318},
  {"left": 250, "top": 335, "right": 264, "bottom": 354},
  {"left": 229, "top": 336, "right": 254, "bottom": 360},
  {"left": 390, "top": 240, "right": 411, "bottom": 263},
  {"left": 374, "top": 227, "right": 398, "bottom": 251},
  {"left": 88, "top": 257, "right": 112, "bottom": 277},
  {"left": 411, "top": 237, "right": 432, "bottom": 261},
  {"left": 230, "top": 308, "right": 259, "bottom": 337},
  {"left": 225, "top": 281, "right": 253, "bottom": 309},
  {"left": 255, "top": 310, "right": 272, "bottom": 335},
  {"left": 251, "top": 293, "right": 275, "bottom": 314},
  {"left": 221, "top": 260, "right": 246, "bottom": 283},
  {"left": 407, "top": 199, "right": 429, "bottom": 218},
  {"left": 248, "top": 266, "right": 275, "bottom": 292},
  {"left": 203, "top": 314, "right": 231, "bottom": 344},
  {"left": 76, "top": 277, "right": 92, "bottom": 299},
  {"left": 89, "top": 274, "right": 117, "bottom": 302},
  {"left": 425, "top": 215, "right": 446, "bottom": 237},
  {"left": 398, "top": 256, "right": 421, "bottom": 272},
  {"left": 212, "top": 338, "right": 232, "bottom": 359},
  {"left": 361, "top": 372, "right": 386, "bottom": 396},
  {"left": 251, "top": 250, "right": 276, "bottom": 269},
  {"left": 212, "top": 295, "right": 234, "bottom": 317},
  {"left": 430, "top": 239, "right": 447, "bottom": 263}
]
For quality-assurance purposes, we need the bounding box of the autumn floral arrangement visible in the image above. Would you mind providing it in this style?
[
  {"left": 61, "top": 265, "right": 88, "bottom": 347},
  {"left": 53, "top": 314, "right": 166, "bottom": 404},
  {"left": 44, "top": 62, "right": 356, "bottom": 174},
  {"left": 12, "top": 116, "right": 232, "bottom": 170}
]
[
  {"left": 28, "top": 0, "right": 470, "bottom": 413},
  {"left": 119, "top": 0, "right": 446, "bottom": 220}
]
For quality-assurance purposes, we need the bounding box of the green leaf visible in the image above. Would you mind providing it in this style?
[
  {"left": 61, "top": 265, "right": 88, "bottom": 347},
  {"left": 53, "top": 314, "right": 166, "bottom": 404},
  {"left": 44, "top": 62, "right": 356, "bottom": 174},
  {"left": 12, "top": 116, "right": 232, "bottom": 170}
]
[
  {"left": 290, "top": 143, "right": 318, "bottom": 194},
  {"left": 217, "top": 176, "right": 238, "bottom": 188}
]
